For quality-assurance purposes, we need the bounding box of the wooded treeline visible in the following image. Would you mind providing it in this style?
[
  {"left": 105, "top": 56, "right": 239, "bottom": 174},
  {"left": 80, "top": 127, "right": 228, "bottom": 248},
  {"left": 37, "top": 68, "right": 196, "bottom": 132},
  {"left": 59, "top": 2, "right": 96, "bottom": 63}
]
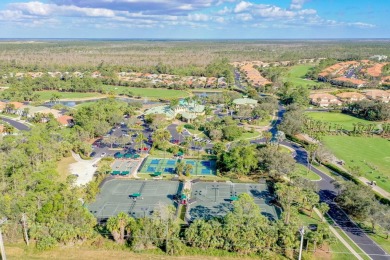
[{"left": 1, "top": 40, "right": 389, "bottom": 70}]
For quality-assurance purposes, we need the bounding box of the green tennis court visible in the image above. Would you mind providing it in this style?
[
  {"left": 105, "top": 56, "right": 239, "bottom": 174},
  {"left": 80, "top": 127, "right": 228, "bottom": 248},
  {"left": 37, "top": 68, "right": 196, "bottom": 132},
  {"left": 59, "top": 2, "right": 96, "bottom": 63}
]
[
  {"left": 88, "top": 180, "right": 182, "bottom": 220},
  {"left": 138, "top": 157, "right": 216, "bottom": 176},
  {"left": 187, "top": 182, "right": 281, "bottom": 222}
]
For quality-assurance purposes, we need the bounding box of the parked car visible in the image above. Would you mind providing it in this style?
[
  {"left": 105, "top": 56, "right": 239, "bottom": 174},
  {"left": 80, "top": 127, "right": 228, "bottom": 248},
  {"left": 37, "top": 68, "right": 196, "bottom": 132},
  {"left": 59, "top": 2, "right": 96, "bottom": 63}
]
[
  {"left": 90, "top": 152, "right": 96, "bottom": 157},
  {"left": 101, "top": 152, "right": 107, "bottom": 157}
]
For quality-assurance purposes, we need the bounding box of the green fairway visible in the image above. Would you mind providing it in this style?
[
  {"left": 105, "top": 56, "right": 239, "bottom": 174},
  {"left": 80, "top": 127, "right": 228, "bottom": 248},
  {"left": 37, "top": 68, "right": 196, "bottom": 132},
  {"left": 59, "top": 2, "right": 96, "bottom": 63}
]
[
  {"left": 306, "top": 112, "right": 381, "bottom": 131},
  {"left": 36, "top": 91, "right": 104, "bottom": 101},
  {"left": 322, "top": 136, "right": 390, "bottom": 192},
  {"left": 292, "top": 163, "right": 321, "bottom": 181},
  {"left": 102, "top": 85, "right": 190, "bottom": 99},
  {"left": 283, "top": 65, "right": 321, "bottom": 88}
]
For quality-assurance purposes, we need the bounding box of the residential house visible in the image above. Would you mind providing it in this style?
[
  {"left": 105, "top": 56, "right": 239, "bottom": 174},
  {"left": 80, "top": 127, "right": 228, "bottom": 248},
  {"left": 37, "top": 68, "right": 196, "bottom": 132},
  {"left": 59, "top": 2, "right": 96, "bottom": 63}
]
[
  {"left": 8, "top": 102, "right": 24, "bottom": 114},
  {"left": 144, "top": 99, "right": 205, "bottom": 123},
  {"left": 240, "top": 64, "right": 272, "bottom": 87},
  {"left": 364, "top": 89, "right": 390, "bottom": 103},
  {"left": 309, "top": 93, "right": 342, "bottom": 107},
  {"left": 233, "top": 97, "right": 258, "bottom": 108},
  {"left": 336, "top": 92, "right": 366, "bottom": 103},
  {"left": 57, "top": 115, "right": 74, "bottom": 127}
]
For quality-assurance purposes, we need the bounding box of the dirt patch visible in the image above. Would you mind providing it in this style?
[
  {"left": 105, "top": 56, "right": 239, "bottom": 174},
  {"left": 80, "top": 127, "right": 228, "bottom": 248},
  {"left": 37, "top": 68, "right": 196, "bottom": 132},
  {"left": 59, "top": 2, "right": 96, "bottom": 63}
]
[{"left": 57, "top": 156, "right": 77, "bottom": 182}]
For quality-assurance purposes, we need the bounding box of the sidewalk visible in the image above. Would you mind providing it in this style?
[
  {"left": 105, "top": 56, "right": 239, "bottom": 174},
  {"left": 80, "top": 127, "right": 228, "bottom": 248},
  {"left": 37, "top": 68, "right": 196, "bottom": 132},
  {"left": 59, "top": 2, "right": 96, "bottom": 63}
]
[{"left": 314, "top": 208, "right": 365, "bottom": 260}]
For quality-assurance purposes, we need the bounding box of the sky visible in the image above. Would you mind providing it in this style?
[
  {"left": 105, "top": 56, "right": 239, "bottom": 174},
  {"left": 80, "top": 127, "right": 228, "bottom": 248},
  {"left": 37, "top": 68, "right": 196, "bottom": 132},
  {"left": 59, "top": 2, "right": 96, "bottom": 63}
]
[{"left": 0, "top": 0, "right": 388, "bottom": 39}]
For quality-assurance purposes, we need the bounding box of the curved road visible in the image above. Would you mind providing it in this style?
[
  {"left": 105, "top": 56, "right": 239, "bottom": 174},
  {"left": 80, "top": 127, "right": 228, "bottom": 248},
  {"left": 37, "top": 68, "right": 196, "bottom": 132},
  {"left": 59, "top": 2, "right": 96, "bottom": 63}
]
[
  {"left": 251, "top": 105, "right": 389, "bottom": 260},
  {"left": 0, "top": 116, "right": 30, "bottom": 131}
]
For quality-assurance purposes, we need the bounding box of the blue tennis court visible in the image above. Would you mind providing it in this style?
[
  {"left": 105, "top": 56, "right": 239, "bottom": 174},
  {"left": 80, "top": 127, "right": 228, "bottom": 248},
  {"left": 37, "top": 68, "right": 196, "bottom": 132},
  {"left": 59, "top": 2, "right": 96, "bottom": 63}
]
[
  {"left": 151, "top": 159, "right": 160, "bottom": 164},
  {"left": 147, "top": 167, "right": 156, "bottom": 172},
  {"left": 139, "top": 157, "right": 216, "bottom": 176},
  {"left": 164, "top": 167, "right": 175, "bottom": 173},
  {"left": 202, "top": 161, "right": 211, "bottom": 166},
  {"left": 201, "top": 169, "right": 211, "bottom": 174},
  {"left": 167, "top": 160, "right": 176, "bottom": 165}
]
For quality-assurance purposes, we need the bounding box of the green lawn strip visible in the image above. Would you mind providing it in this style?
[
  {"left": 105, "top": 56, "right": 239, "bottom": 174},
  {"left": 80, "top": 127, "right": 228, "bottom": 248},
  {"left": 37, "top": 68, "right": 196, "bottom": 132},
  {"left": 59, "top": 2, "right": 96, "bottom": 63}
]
[
  {"left": 331, "top": 226, "right": 371, "bottom": 260},
  {"left": 35, "top": 90, "right": 104, "bottom": 100},
  {"left": 236, "top": 131, "right": 261, "bottom": 141},
  {"left": 102, "top": 85, "right": 189, "bottom": 99},
  {"left": 292, "top": 163, "right": 321, "bottom": 181},
  {"left": 297, "top": 210, "right": 355, "bottom": 260},
  {"left": 305, "top": 112, "right": 381, "bottom": 131},
  {"left": 322, "top": 136, "right": 390, "bottom": 193},
  {"left": 322, "top": 212, "right": 370, "bottom": 260},
  {"left": 0, "top": 113, "right": 20, "bottom": 118},
  {"left": 356, "top": 222, "right": 390, "bottom": 254},
  {"left": 283, "top": 65, "right": 321, "bottom": 88}
]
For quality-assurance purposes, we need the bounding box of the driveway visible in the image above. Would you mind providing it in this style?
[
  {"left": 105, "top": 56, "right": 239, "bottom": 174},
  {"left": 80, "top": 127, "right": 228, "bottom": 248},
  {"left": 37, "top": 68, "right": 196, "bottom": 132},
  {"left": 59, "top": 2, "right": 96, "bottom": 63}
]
[{"left": 0, "top": 116, "right": 30, "bottom": 131}]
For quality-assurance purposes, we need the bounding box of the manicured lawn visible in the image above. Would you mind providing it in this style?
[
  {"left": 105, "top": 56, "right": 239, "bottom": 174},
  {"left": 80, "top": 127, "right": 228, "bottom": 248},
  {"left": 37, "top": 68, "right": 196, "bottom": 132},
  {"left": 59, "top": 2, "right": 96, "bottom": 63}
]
[
  {"left": 283, "top": 65, "right": 321, "bottom": 88},
  {"left": 292, "top": 163, "right": 321, "bottom": 181},
  {"left": 236, "top": 131, "right": 261, "bottom": 141},
  {"left": 322, "top": 136, "right": 390, "bottom": 193},
  {"left": 306, "top": 112, "right": 381, "bottom": 131},
  {"left": 36, "top": 90, "right": 104, "bottom": 101},
  {"left": 102, "top": 85, "right": 189, "bottom": 99}
]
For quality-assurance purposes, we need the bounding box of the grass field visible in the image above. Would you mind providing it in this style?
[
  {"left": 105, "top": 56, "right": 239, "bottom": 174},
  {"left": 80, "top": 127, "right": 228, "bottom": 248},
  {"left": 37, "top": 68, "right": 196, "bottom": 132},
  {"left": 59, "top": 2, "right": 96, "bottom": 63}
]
[
  {"left": 36, "top": 91, "right": 104, "bottom": 101},
  {"left": 4, "top": 242, "right": 270, "bottom": 260},
  {"left": 283, "top": 65, "right": 321, "bottom": 88},
  {"left": 292, "top": 163, "right": 321, "bottom": 181},
  {"left": 322, "top": 136, "right": 390, "bottom": 192},
  {"left": 306, "top": 112, "right": 380, "bottom": 131},
  {"left": 102, "top": 85, "right": 190, "bottom": 99},
  {"left": 297, "top": 210, "right": 357, "bottom": 260}
]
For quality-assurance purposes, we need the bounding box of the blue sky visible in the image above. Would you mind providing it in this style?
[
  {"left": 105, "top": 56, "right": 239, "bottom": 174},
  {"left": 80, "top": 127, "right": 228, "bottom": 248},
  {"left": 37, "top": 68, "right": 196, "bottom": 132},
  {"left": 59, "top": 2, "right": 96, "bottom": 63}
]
[{"left": 0, "top": 0, "right": 388, "bottom": 38}]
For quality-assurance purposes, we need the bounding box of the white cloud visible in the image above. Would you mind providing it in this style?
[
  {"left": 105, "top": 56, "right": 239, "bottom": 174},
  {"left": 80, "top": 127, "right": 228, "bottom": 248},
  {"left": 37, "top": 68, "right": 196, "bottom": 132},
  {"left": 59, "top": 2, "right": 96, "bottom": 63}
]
[
  {"left": 290, "top": 0, "right": 308, "bottom": 10},
  {"left": 217, "top": 6, "right": 231, "bottom": 15},
  {"left": 0, "top": 0, "right": 377, "bottom": 34},
  {"left": 236, "top": 13, "right": 252, "bottom": 21},
  {"left": 188, "top": 13, "right": 209, "bottom": 22},
  {"left": 234, "top": 1, "right": 252, "bottom": 13}
]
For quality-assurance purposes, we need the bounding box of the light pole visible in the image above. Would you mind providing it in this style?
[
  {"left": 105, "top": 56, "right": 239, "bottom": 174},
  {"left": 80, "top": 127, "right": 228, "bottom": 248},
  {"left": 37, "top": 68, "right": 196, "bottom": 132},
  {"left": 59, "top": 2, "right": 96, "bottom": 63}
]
[
  {"left": 298, "top": 226, "right": 305, "bottom": 260},
  {"left": 141, "top": 207, "right": 148, "bottom": 218},
  {"left": 211, "top": 184, "right": 219, "bottom": 202}
]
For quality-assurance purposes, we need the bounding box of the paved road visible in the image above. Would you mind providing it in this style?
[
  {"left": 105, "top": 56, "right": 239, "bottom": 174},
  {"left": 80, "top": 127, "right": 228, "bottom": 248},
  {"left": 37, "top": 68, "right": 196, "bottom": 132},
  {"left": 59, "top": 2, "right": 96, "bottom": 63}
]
[
  {"left": 0, "top": 116, "right": 30, "bottom": 131},
  {"left": 234, "top": 69, "right": 246, "bottom": 91},
  {"left": 252, "top": 104, "right": 390, "bottom": 260}
]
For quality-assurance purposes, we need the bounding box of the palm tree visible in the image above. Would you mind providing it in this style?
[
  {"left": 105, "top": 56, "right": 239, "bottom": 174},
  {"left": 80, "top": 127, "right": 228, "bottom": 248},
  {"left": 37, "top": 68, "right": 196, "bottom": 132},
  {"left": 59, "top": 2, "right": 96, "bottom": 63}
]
[
  {"left": 170, "top": 98, "right": 179, "bottom": 110},
  {"left": 176, "top": 125, "right": 184, "bottom": 143},
  {"left": 135, "top": 132, "right": 147, "bottom": 153},
  {"left": 106, "top": 212, "right": 135, "bottom": 245}
]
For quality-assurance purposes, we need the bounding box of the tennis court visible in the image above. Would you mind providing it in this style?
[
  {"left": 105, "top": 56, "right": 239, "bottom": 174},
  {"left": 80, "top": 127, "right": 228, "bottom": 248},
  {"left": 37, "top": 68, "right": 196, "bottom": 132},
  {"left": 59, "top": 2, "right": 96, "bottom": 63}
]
[
  {"left": 139, "top": 157, "right": 216, "bottom": 176},
  {"left": 88, "top": 180, "right": 182, "bottom": 220},
  {"left": 111, "top": 159, "right": 142, "bottom": 176},
  {"left": 186, "top": 182, "right": 281, "bottom": 222}
]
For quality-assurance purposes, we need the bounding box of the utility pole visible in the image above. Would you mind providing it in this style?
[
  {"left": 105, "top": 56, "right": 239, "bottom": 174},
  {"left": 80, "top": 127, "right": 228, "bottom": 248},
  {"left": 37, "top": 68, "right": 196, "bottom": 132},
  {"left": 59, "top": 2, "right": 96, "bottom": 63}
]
[
  {"left": 21, "top": 214, "right": 29, "bottom": 246},
  {"left": 0, "top": 217, "right": 7, "bottom": 260},
  {"left": 298, "top": 226, "right": 305, "bottom": 260}
]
